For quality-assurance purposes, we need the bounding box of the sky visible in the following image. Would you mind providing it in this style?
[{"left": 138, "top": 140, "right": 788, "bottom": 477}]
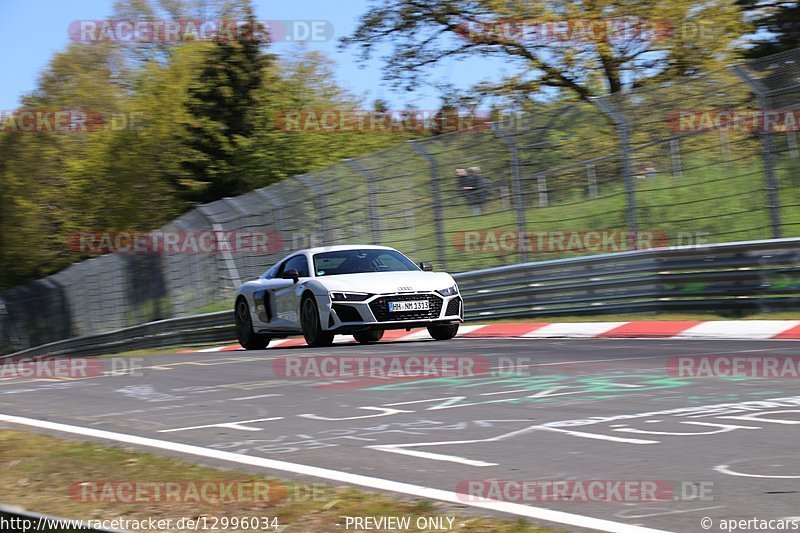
[{"left": 0, "top": 0, "right": 507, "bottom": 111}]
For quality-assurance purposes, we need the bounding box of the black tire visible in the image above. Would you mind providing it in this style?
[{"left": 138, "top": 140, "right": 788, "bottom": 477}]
[
  {"left": 353, "top": 329, "right": 384, "bottom": 344},
  {"left": 301, "top": 296, "right": 334, "bottom": 347},
  {"left": 235, "top": 297, "right": 271, "bottom": 350},
  {"left": 427, "top": 323, "right": 459, "bottom": 340}
]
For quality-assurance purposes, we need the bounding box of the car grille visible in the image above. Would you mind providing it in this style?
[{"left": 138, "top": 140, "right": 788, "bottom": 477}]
[
  {"left": 445, "top": 298, "right": 461, "bottom": 317},
  {"left": 370, "top": 293, "right": 443, "bottom": 322},
  {"left": 332, "top": 304, "right": 363, "bottom": 323}
]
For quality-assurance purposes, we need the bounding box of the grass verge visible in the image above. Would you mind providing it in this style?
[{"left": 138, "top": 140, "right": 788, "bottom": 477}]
[{"left": 0, "top": 429, "right": 565, "bottom": 533}]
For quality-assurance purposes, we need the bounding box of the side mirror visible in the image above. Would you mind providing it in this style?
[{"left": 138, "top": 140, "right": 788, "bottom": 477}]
[
  {"left": 281, "top": 269, "right": 300, "bottom": 283},
  {"left": 420, "top": 262, "right": 433, "bottom": 272}
]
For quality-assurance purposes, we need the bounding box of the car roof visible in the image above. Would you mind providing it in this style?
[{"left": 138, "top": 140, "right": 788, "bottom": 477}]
[
  {"left": 300, "top": 244, "right": 396, "bottom": 255},
  {"left": 264, "top": 245, "right": 408, "bottom": 276}
]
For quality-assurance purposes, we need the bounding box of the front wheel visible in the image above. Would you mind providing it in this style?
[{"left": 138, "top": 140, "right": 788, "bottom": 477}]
[
  {"left": 301, "top": 296, "right": 334, "bottom": 347},
  {"left": 427, "top": 324, "right": 459, "bottom": 340},
  {"left": 235, "top": 298, "right": 271, "bottom": 349},
  {"left": 353, "top": 329, "right": 384, "bottom": 344}
]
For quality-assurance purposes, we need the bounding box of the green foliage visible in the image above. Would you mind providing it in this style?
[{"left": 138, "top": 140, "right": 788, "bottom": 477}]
[
  {"left": 738, "top": 0, "right": 800, "bottom": 58},
  {"left": 0, "top": 0, "right": 791, "bottom": 295},
  {"left": 181, "top": 7, "right": 267, "bottom": 202},
  {"left": 0, "top": 2, "right": 410, "bottom": 290},
  {"left": 343, "top": 0, "right": 749, "bottom": 103}
]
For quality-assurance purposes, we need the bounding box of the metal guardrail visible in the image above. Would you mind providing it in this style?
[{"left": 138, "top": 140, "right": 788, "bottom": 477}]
[
  {"left": 458, "top": 237, "right": 800, "bottom": 319},
  {"left": 1, "top": 312, "right": 234, "bottom": 358},
  {"left": 5, "top": 48, "right": 800, "bottom": 356},
  {"left": 4, "top": 238, "right": 799, "bottom": 358}
]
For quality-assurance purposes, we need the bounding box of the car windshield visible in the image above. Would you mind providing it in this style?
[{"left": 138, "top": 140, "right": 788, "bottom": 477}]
[{"left": 313, "top": 249, "right": 420, "bottom": 276}]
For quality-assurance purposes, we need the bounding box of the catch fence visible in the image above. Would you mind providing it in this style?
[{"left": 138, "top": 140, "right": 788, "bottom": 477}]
[{"left": 2, "top": 48, "right": 799, "bottom": 353}]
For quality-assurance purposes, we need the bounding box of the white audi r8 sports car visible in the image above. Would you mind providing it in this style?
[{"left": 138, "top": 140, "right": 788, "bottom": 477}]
[{"left": 234, "top": 245, "right": 463, "bottom": 348}]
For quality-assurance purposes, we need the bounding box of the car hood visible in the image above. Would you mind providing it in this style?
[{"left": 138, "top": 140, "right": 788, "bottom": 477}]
[{"left": 315, "top": 271, "right": 456, "bottom": 295}]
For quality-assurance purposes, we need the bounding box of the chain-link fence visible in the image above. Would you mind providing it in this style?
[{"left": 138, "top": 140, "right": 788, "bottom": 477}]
[{"left": 2, "top": 48, "right": 800, "bottom": 354}]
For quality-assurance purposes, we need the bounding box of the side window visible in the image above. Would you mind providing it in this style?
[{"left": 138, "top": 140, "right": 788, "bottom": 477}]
[
  {"left": 283, "top": 255, "right": 310, "bottom": 278},
  {"left": 274, "top": 259, "right": 289, "bottom": 278},
  {"left": 263, "top": 265, "right": 278, "bottom": 279}
]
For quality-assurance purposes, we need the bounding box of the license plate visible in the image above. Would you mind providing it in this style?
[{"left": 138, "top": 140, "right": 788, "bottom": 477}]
[{"left": 388, "top": 300, "right": 429, "bottom": 312}]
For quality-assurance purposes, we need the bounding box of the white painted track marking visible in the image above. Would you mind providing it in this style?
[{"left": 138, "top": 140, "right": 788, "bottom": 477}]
[
  {"left": 369, "top": 447, "right": 497, "bottom": 467},
  {"left": 676, "top": 320, "right": 800, "bottom": 340},
  {"left": 455, "top": 324, "right": 488, "bottom": 335},
  {"left": 230, "top": 394, "right": 282, "bottom": 401},
  {"left": 535, "top": 426, "right": 659, "bottom": 445},
  {"left": 0, "top": 412, "right": 671, "bottom": 533},
  {"left": 522, "top": 322, "right": 629, "bottom": 338},
  {"left": 159, "top": 417, "right": 284, "bottom": 433}
]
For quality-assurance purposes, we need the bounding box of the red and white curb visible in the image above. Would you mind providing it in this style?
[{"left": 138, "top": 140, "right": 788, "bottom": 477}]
[{"left": 179, "top": 320, "right": 800, "bottom": 353}]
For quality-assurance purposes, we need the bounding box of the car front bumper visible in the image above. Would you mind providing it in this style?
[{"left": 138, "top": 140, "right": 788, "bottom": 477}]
[{"left": 326, "top": 292, "right": 463, "bottom": 332}]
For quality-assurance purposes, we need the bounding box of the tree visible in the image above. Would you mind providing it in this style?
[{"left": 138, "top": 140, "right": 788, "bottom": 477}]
[
  {"left": 243, "top": 48, "right": 419, "bottom": 183},
  {"left": 343, "top": 0, "right": 748, "bottom": 102},
  {"left": 180, "top": 5, "right": 269, "bottom": 202},
  {"left": 737, "top": 1, "right": 800, "bottom": 58},
  {"left": 0, "top": 0, "right": 420, "bottom": 289},
  {"left": 372, "top": 98, "right": 390, "bottom": 113}
]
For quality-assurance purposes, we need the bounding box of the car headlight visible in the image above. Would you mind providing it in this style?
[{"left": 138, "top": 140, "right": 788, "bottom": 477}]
[
  {"left": 436, "top": 285, "right": 459, "bottom": 297},
  {"left": 330, "top": 292, "right": 372, "bottom": 302}
]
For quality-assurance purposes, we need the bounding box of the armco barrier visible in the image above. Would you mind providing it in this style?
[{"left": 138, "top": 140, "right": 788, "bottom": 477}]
[
  {"left": 457, "top": 237, "right": 800, "bottom": 319},
  {"left": 2, "top": 311, "right": 234, "bottom": 358},
  {"left": 5, "top": 47, "right": 800, "bottom": 355},
  {"left": 3, "top": 238, "right": 799, "bottom": 358}
]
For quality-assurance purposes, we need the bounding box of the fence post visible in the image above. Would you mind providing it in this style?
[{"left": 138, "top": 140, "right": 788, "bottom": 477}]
[
  {"left": 491, "top": 123, "right": 528, "bottom": 263},
  {"left": 586, "top": 164, "right": 598, "bottom": 198},
  {"left": 297, "top": 175, "right": 331, "bottom": 245},
  {"left": 670, "top": 138, "right": 682, "bottom": 178},
  {"left": 595, "top": 98, "right": 638, "bottom": 234},
  {"left": 536, "top": 173, "right": 549, "bottom": 207},
  {"left": 254, "top": 188, "right": 282, "bottom": 227},
  {"left": 222, "top": 196, "right": 250, "bottom": 223},
  {"left": 169, "top": 219, "right": 198, "bottom": 316},
  {"left": 719, "top": 129, "right": 731, "bottom": 162},
  {"left": 195, "top": 205, "right": 242, "bottom": 290},
  {"left": 788, "top": 131, "right": 799, "bottom": 159},
  {"left": 254, "top": 187, "right": 285, "bottom": 250},
  {"left": 409, "top": 140, "right": 447, "bottom": 270},
  {"left": 733, "top": 64, "right": 782, "bottom": 239},
  {"left": 346, "top": 159, "right": 382, "bottom": 245},
  {"left": 0, "top": 296, "right": 22, "bottom": 352}
]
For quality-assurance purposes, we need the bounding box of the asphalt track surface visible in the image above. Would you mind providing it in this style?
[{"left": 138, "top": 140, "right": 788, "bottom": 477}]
[{"left": 3, "top": 337, "right": 800, "bottom": 533}]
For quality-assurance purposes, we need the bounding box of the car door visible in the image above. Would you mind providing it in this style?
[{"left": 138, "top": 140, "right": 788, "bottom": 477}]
[
  {"left": 272, "top": 254, "right": 310, "bottom": 330},
  {"left": 249, "top": 263, "right": 282, "bottom": 330}
]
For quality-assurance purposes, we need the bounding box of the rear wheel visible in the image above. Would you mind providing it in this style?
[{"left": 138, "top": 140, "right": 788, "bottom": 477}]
[
  {"left": 235, "top": 298, "right": 271, "bottom": 349},
  {"left": 427, "top": 323, "right": 459, "bottom": 340},
  {"left": 301, "top": 296, "right": 334, "bottom": 347},
  {"left": 353, "top": 329, "right": 384, "bottom": 344}
]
